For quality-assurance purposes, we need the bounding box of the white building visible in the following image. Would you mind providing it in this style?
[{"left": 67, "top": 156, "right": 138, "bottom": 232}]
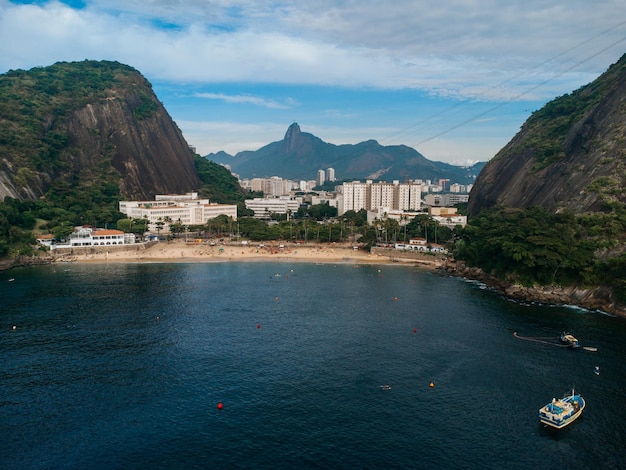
[
  {"left": 342, "top": 181, "right": 369, "bottom": 213},
  {"left": 424, "top": 193, "right": 469, "bottom": 207},
  {"left": 366, "top": 208, "right": 422, "bottom": 226},
  {"left": 341, "top": 180, "right": 421, "bottom": 214},
  {"left": 244, "top": 196, "right": 303, "bottom": 219},
  {"left": 429, "top": 207, "right": 467, "bottom": 228},
  {"left": 327, "top": 168, "right": 336, "bottom": 182},
  {"left": 394, "top": 240, "right": 447, "bottom": 253},
  {"left": 311, "top": 192, "right": 339, "bottom": 210},
  {"left": 68, "top": 227, "right": 126, "bottom": 247},
  {"left": 119, "top": 192, "right": 237, "bottom": 233},
  {"left": 38, "top": 227, "right": 135, "bottom": 250},
  {"left": 317, "top": 169, "right": 326, "bottom": 186},
  {"left": 240, "top": 177, "right": 295, "bottom": 196}
]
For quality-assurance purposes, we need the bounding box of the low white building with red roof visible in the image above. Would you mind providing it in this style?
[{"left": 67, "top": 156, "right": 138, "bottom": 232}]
[{"left": 38, "top": 226, "right": 136, "bottom": 250}]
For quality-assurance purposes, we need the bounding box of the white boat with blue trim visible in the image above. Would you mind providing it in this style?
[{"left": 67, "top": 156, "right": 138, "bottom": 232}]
[{"left": 539, "top": 388, "right": 585, "bottom": 429}]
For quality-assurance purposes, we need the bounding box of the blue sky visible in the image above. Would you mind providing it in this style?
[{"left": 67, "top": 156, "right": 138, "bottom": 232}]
[{"left": 1, "top": 1, "right": 625, "bottom": 165}]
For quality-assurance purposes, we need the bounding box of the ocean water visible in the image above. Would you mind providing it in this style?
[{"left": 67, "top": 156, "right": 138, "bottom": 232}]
[{"left": 1, "top": 262, "right": 625, "bottom": 469}]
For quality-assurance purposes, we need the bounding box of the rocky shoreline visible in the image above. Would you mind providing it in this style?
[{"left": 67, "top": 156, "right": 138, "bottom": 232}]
[{"left": 441, "top": 259, "right": 626, "bottom": 318}]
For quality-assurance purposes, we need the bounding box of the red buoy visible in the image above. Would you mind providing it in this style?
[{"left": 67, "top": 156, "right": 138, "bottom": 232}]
[
  {"left": 413, "top": 328, "right": 417, "bottom": 333},
  {"left": 217, "top": 402, "right": 223, "bottom": 410},
  {"left": 257, "top": 323, "right": 261, "bottom": 329}
]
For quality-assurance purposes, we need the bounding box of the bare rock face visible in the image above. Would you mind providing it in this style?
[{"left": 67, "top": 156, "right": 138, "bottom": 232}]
[
  {"left": 0, "top": 61, "right": 201, "bottom": 201},
  {"left": 64, "top": 89, "right": 201, "bottom": 200},
  {"left": 468, "top": 54, "right": 626, "bottom": 215}
]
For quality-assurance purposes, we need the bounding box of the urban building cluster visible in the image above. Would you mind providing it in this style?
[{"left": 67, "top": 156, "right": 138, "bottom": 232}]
[
  {"left": 36, "top": 164, "right": 472, "bottom": 250},
  {"left": 240, "top": 167, "right": 470, "bottom": 228},
  {"left": 37, "top": 193, "right": 239, "bottom": 250},
  {"left": 239, "top": 167, "right": 338, "bottom": 196}
]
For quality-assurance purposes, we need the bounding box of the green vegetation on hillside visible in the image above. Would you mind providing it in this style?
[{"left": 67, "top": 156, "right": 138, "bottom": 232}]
[
  {"left": 516, "top": 55, "right": 626, "bottom": 171},
  {"left": 0, "top": 61, "right": 247, "bottom": 259},
  {"left": 194, "top": 155, "right": 246, "bottom": 206},
  {"left": 0, "top": 60, "right": 142, "bottom": 184},
  {"left": 453, "top": 206, "right": 626, "bottom": 302}
]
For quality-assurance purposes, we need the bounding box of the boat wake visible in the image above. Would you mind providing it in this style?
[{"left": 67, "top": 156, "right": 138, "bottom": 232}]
[{"left": 513, "top": 332, "right": 571, "bottom": 347}]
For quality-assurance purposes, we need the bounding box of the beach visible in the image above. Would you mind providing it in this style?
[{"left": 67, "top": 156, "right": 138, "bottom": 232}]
[{"left": 54, "top": 240, "right": 445, "bottom": 269}]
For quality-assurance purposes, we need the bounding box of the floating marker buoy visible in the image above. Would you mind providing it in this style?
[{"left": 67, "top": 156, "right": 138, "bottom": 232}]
[
  {"left": 217, "top": 402, "right": 223, "bottom": 410},
  {"left": 12, "top": 325, "right": 17, "bottom": 330},
  {"left": 413, "top": 328, "right": 417, "bottom": 333},
  {"left": 429, "top": 382, "right": 434, "bottom": 388},
  {"left": 394, "top": 297, "right": 398, "bottom": 301},
  {"left": 257, "top": 323, "right": 261, "bottom": 329},
  {"left": 275, "top": 297, "right": 279, "bottom": 301}
]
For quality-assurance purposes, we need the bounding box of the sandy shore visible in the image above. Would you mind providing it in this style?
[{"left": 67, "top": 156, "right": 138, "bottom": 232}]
[{"left": 57, "top": 240, "right": 443, "bottom": 269}]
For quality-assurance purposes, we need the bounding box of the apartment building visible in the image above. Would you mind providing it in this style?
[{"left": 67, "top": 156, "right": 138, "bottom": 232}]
[
  {"left": 341, "top": 180, "right": 421, "bottom": 214},
  {"left": 244, "top": 196, "right": 303, "bottom": 219}
]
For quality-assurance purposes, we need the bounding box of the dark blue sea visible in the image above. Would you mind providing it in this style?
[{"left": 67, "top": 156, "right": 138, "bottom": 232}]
[{"left": 1, "top": 262, "right": 625, "bottom": 469}]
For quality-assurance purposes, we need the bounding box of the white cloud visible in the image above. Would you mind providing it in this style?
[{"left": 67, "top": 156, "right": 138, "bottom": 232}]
[
  {"left": 194, "top": 92, "right": 297, "bottom": 109},
  {"left": 1, "top": 0, "right": 625, "bottom": 164},
  {"left": 1, "top": 1, "right": 623, "bottom": 101}
]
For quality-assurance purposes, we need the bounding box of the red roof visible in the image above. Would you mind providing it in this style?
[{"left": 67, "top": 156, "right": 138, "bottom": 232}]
[{"left": 92, "top": 229, "right": 124, "bottom": 236}]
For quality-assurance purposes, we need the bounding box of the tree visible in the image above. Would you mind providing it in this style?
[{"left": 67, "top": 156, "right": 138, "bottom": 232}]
[{"left": 155, "top": 217, "right": 165, "bottom": 238}]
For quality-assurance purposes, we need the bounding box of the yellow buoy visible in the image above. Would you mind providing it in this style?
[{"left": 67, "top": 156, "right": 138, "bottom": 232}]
[{"left": 429, "top": 382, "right": 434, "bottom": 388}]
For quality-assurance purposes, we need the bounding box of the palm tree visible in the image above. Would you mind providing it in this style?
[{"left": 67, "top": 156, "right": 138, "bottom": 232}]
[
  {"left": 163, "top": 216, "right": 172, "bottom": 234},
  {"left": 155, "top": 217, "right": 164, "bottom": 239}
]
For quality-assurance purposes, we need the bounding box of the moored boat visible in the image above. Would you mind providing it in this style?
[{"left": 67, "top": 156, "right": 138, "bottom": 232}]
[
  {"left": 560, "top": 332, "right": 580, "bottom": 349},
  {"left": 539, "top": 388, "right": 585, "bottom": 429}
]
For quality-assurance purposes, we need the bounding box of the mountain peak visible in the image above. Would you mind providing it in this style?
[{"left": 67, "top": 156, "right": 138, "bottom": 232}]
[
  {"left": 283, "top": 122, "right": 302, "bottom": 152},
  {"left": 284, "top": 122, "right": 301, "bottom": 140}
]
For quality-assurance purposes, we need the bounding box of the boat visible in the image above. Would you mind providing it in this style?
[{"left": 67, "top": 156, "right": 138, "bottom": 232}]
[
  {"left": 539, "top": 388, "right": 585, "bottom": 429},
  {"left": 560, "top": 332, "right": 580, "bottom": 349}
]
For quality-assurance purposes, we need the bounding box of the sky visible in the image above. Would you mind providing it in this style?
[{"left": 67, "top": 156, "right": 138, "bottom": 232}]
[{"left": 1, "top": 1, "right": 625, "bottom": 166}]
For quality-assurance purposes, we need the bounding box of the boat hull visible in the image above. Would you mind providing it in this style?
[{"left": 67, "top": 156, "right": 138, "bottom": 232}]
[
  {"left": 560, "top": 332, "right": 580, "bottom": 348},
  {"left": 539, "top": 394, "right": 585, "bottom": 429}
]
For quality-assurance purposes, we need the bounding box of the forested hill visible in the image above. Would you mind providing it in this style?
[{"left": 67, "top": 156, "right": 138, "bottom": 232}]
[
  {"left": 454, "top": 54, "right": 626, "bottom": 311},
  {"left": 0, "top": 60, "right": 204, "bottom": 203},
  {"left": 0, "top": 60, "right": 245, "bottom": 257}
]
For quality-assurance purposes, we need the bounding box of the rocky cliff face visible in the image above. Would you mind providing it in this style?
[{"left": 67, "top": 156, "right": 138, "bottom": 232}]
[
  {"left": 0, "top": 61, "right": 201, "bottom": 201},
  {"left": 468, "top": 54, "right": 626, "bottom": 215},
  {"left": 63, "top": 88, "right": 201, "bottom": 200}
]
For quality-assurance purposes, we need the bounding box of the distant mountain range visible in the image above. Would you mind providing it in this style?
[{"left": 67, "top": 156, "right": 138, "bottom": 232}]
[{"left": 206, "top": 123, "right": 485, "bottom": 185}]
